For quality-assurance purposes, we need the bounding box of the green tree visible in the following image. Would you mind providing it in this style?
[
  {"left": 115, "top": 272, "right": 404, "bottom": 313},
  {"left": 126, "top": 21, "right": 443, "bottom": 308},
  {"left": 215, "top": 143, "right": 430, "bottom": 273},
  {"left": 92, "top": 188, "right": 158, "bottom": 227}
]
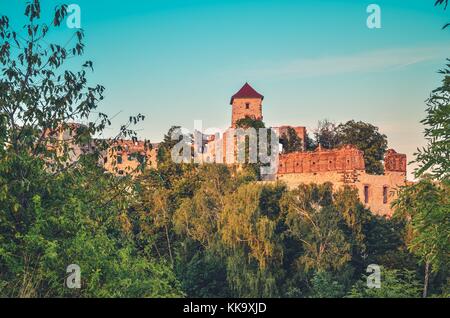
[
  {"left": 336, "top": 120, "right": 388, "bottom": 175},
  {"left": 392, "top": 7, "right": 450, "bottom": 297},
  {"left": 235, "top": 117, "right": 269, "bottom": 180},
  {"left": 393, "top": 179, "right": 450, "bottom": 297},
  {"left": 414, "top": 63, "right": 450, "bottom": 181},
  {"left": 0, "top": 1, "right": 182, "bottom": 297},
  {"left": 280, "top": 183, "right": 351, "bottom": 273},
  {"left": 304, "top": 132, "right": 317, "bottom": 151},
  {"left": 219, "top": 183, "right": 285, "bottom": 297},
  {"left": 313, "top": 120, "right": 388, "bottom": 174},
  {"left": 363, "top": 216, "right": 417, "bottom": 271},
  {"left": 280, "top": 127, "right": 303, "bottom": 153},
  {"left": 314, "top": 120, "right": 339, "bottom": 149},
  {"left": 157, "top": 126, "right": 193, "bottom": 165},
  {"left": 347, "top": 268, "right": 422, "bottom": 298},
  {"left": 235, "top": 117, "right": 266, "bottom": 129},
  {"left": 309, "top": 271, "right": 345, "bottom": 298},
  {"left": 0, "top": 152, "right": 184, "bottom": 297},
  {"left": 174, "top": 164, "right": 232, "bottom": 249},
  {"left": 175, "top": 246, "right": 230, "bottom": 298}
]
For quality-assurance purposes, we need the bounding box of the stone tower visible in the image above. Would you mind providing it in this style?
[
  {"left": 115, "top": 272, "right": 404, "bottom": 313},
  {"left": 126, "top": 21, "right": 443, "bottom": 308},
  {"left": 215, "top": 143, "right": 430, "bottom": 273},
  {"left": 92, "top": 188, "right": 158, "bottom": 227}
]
[{"left": 230, "top": 83, "right": 264, "bottom": 127}]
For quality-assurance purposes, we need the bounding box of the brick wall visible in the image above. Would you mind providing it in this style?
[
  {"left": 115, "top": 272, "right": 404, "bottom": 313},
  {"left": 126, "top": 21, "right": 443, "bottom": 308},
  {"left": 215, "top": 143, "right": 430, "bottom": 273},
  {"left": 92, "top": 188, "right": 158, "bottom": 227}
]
[
  {"left": 231, "top": 97, "right": 263, "bottom": 127},
  {"left": 278, "top": 145, "right": 365, "bottom": 174}
]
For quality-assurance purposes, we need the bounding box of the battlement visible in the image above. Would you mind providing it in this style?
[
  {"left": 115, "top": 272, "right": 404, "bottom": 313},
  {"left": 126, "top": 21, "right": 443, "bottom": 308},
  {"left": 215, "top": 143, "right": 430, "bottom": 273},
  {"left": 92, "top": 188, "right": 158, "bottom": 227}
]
[{"left": 278, "top": 145, "right": 365, "bottom": 174}]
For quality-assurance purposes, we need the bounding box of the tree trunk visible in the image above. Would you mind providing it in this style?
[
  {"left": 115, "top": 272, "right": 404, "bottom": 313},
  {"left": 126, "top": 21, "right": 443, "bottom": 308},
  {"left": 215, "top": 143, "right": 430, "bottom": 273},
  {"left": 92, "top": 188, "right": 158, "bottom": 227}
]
[
  {"left": 165, "top": 224, "right": 174, "bottom": 266},
  {"left": 423, "top": 261, "right": 430, "bottom": 298}
]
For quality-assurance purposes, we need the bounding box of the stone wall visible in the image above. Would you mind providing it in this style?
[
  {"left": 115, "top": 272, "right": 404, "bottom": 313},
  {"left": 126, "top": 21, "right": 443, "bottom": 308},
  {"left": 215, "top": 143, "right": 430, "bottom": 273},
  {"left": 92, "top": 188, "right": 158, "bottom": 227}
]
[
  {"left": 276, "top": 170, "right": 405, "bottom": 217},
  {"left": 276, "top": 146, "right": 407, "bottom": 217}
]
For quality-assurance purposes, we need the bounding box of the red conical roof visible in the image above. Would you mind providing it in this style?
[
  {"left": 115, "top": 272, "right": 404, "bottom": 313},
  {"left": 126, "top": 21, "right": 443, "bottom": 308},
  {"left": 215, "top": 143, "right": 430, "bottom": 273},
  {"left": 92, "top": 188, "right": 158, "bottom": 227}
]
[{"left": 230, "top": 83, "right": 264, "bottom": 105}]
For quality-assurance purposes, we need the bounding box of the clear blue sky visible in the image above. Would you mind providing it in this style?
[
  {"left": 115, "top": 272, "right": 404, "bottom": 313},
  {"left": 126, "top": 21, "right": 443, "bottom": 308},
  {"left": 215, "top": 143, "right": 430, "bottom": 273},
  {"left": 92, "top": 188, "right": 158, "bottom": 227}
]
[{"left": 1, "top": 0, "right": 449, "bottom": 178}]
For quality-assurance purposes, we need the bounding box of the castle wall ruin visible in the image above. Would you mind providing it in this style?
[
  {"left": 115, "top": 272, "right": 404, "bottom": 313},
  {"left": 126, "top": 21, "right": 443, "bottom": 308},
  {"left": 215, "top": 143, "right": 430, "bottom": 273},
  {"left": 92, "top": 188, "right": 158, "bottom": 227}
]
[{"left": 276, "top": 146, "right": 407, "bottom": 217}]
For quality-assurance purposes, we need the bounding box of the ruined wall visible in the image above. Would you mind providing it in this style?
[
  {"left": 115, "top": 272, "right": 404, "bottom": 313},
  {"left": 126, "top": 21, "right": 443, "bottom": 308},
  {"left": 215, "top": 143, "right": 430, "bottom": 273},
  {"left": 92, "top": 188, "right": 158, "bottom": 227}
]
[
  {"left": 276, "top": 147, "right": 407, "bottom": 217},
  {"left": 358, "top": 171, "right": 406, "bottom": 217},
  {"left": 384, "top": 149, "right": 407, "bottom": 172},
  {"left": 278, "top": 145, "right": 365, "bottom": 174},
  {"left": 103, "top": 140, "right": 158, "bottom": 176}
]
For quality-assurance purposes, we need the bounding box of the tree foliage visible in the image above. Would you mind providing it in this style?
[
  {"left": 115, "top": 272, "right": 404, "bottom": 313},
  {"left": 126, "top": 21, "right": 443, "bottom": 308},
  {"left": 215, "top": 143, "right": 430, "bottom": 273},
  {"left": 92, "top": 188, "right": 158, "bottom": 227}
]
[
  {"left": 335, "top": 120, "right": 388, "bottom": 175},
  {"left": 0, "top": 1, "right": 182, "bottom": 297},
  {"left": 393, "top": 178, "right": 450, "bottom": 297},
  {"left": 280, "top": 127, "right": 303, "bottom": 153},
  {"left": 314, "top": 120, "right": 339, "bottom": 150},
  {"left": 347, "top": 268, "right": 422, "bottom": 298},
  {"left": 281, "top": 183, "right": 351, "bottom": 273},
  {"left": 414, "top": 63, "right": 450, "bottom": 181},
  {"left": 313, "top": 120, "right": 388, "bottom": 174},
  {"left": 435, "top": 0, "right": 449, "bottom": 28}
]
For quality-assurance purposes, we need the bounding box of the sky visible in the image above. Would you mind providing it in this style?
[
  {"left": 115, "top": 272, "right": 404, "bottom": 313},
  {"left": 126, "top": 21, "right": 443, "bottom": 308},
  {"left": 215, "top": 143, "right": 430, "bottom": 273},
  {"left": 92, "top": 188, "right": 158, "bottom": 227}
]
[{"left": 1, "top": 0, "right": 449, "bottom": 178}]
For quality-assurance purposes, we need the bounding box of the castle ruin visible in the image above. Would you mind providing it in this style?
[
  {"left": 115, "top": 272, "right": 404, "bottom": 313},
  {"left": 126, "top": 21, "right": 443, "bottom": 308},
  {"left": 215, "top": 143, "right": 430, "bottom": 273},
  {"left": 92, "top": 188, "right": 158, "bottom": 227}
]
[{"left": 205, "top": 83, "right": 408, "bottom": 217}]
